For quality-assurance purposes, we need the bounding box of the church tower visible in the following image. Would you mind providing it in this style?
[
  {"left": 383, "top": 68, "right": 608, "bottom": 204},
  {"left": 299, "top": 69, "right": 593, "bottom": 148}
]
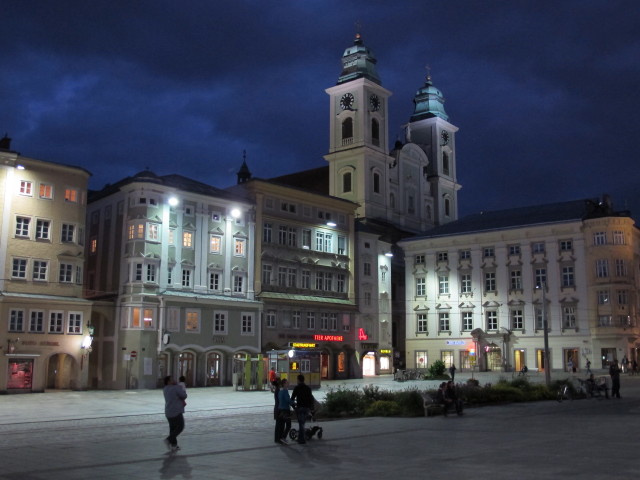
[
  {"left": 403, "top": 72, "right": 461, "bottom": 225},
  {"left": 324, "top": 33, "right": 394, "bottom": 221}
]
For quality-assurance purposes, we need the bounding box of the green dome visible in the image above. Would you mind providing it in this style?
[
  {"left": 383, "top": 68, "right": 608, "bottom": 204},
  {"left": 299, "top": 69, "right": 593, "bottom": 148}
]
[
  {"left": 337, "top": 34, "right": 381, "bottom": 85},
  {"left": 410, "top": 74, "right": 448, "bottom": 121}
]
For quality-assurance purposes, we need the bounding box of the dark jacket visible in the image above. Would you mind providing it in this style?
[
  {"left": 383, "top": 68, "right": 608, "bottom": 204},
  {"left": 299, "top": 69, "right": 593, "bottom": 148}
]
[{"left": 291, "top": 382, "right": 314, "bottom": 409}]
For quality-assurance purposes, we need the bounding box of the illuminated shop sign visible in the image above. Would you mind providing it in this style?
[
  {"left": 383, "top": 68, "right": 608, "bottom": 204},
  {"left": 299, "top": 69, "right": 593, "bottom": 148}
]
[
  {"left": 290, "top": 342, "right": 318, "bottom": 348},
  {"left": 446, "top": 340, "right": 466, "bottom": 345},
  {"left": 358, "top": 328, "right": 369, "bottom": 341},
  {"left": 313, "top": 334, "right": 344, "bottom": 342},
  {"left": 380, "top": 349, "right": 392, "bottom": 354}
]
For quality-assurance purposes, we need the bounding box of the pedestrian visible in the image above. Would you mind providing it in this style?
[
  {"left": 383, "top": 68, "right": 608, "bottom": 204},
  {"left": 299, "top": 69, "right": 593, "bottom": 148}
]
[
  {"left": 449, "top": 364, "right": 456, "bottom": 382},
  {"left": 290, "top": 374, "right": 315, "bottom": 444},
  {"left": 621, "top": 355, "right": 628, "bottom": 374},
  {"left": 586, "top": 360, "right": 592, "bottom": 375},
  {"left": 632, "top": 360, "right": 638, "bottom": 376},
  {"left": 276, "top": 378, "right": 292, "bottom": 444},
  {"left": 163, "top": 376, "right": 187, "bottom": 452},
  {"left": 567, "top": 358, "right": 574, "bottom": 373},
  {"left": 273, "top": 378, "right": 281, "bottom": 443},
  {"left": 445, "top": 381, "right": 463, "bottom": 415},
  {"left": 609, "top": 360, "right": 621, "bottom": 398}
]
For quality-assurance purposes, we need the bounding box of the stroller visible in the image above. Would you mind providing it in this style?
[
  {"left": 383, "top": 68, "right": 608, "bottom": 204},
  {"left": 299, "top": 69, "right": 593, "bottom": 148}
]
[{"left": 289, "top": 404, "right": 323, "bottom": 441}]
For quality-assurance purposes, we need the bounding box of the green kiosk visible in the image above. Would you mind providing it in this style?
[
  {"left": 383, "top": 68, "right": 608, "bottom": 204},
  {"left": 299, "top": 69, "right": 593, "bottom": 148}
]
[{"left": 268, "top": 343, "right": 321, "bottom": 389}]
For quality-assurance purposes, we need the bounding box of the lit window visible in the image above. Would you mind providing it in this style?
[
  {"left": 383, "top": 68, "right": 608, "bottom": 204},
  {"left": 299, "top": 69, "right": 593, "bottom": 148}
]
[
  {"left": 90, "top": 238, "right": 97, "bottom": 254},
  {"left": 183, "top": 231, "right": 193, "bottom": 248},
  {"left": 234, "top": 238, "right": 246, "bottom": 256},
  {"left": 147, "top": 223, "right": 159, "bottom": 241},
  {"left": 185, "top": 310, "right": 200, "bottom": 332},
  {"left": 39, "top": 183, "right": 53, "bottom": 199},
  {"left": 64, "top": 189, "right": 78, "bottom": 203},
  {"left": 210, "top": 235, "right": 221, "bottom": 253}
]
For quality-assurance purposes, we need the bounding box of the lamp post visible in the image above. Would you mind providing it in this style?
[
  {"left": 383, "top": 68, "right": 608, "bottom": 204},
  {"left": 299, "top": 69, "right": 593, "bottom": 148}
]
[{"left": 539, "top": 284, "right": 551, "bottom": 387}]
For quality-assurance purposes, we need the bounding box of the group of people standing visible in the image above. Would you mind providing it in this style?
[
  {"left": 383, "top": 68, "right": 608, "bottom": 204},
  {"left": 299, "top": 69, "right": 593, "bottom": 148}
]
[{"left": 272, "top": 372, "right": 316, "bottom": 445}]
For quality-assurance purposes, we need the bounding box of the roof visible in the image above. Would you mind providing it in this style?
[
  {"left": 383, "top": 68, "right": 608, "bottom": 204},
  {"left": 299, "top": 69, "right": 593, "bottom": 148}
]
[
  {"left": 404, "top": 197, "right": 631, "bottom": 241},
  {"left": 89, "top": 170, "right": 248, "bottom": 204},
  {"left": 259, "top": 292, "right": 357, "bottom": 307},
  {"left": 268, "top": 166, "right": 330, "bottom": 195}
]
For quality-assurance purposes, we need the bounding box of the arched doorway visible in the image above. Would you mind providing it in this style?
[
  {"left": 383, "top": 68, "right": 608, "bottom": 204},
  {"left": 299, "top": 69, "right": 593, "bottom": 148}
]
[
  {"left": 177, "top": 352, "right": 195, "bottom": 387},
  {"left": 320, "top": 351, "right": 330, "bottom": 379},
  {"left": 362, "top": 352, "right": 376, "bottom": 376},
  {"left": 46, "top": 353, "right": 76, "bottom": 389},
  {"left": 206, "top": 352, "right": 222, "bottom": 386}
]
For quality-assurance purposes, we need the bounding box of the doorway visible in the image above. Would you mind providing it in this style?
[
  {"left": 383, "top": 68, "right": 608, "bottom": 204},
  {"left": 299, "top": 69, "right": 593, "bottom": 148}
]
[
  {"left": 320, "top": 353, "right": 329, "bottom": 379},
  {"left": 514, "top": 349, "right": 526, "bottom": 372},
  {"left": 47, "top": 353, "right": 75, "bottom": 389},
  {"left": 206, "top": 352, "right": 222, "bottom": 386},
  {"left": 362, "top": 352, "right": 376, "bottom": 376},
  {"left": 177, "top": 352, "right": 195, "bottom": 387}
]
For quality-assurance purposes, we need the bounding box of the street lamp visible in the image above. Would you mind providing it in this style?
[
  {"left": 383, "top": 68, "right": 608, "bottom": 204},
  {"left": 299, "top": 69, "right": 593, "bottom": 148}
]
[{"left": 537, "top": 283, "right": 551, "bottom": 387}]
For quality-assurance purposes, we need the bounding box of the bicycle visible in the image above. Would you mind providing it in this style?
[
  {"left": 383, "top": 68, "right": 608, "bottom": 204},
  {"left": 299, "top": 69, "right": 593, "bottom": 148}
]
[{"left": 557, "top": 383, "right": 572, "bottom": 402}]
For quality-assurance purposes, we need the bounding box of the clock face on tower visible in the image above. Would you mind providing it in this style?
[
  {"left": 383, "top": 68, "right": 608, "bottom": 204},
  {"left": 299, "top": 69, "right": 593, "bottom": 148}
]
[
  {"left": 369, "top": 94, "right": 380, "bottom": 111},
  {"left": 340, "top": 93, "right": 355, "bottom": 110}
]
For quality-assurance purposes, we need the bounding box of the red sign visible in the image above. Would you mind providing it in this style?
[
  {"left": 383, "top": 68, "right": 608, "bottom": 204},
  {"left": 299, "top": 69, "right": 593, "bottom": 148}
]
[
  {"left": 313, "top": 334, "right": 343, "bottom": 342},
  {"left": 358, "top": 328, "right": 369, "bottom": 341},
  {"left": 130, "top": 351, "right": 137, "bottom": 358}
]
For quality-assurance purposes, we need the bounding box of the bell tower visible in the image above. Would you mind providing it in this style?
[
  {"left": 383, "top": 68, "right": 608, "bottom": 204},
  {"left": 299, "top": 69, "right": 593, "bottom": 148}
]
[{"left": 324, "top": 34, "right": 394, "bottom": 221}]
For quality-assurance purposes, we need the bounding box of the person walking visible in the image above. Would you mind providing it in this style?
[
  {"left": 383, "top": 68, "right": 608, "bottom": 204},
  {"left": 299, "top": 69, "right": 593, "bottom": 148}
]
[
  {"left": 449, "top": 364, "right": 457, "bottom": 382},
  {"left": 276, "top": 378, "right": 292, "bottom": 444},
  {"left": 273, "top": 378, "right": 281, "bottom": 444},
  {"left": 290, "top": 374, "right": 315, "bottom": 444},
  {"left": 621, "top": 355, "right": 629, "bottom": 374},
  {"left": 609, "top": 360, "right": 621, "bottom": 398},
  {"left": 163, "top": 376, "right": 187, "bottom": 452}
]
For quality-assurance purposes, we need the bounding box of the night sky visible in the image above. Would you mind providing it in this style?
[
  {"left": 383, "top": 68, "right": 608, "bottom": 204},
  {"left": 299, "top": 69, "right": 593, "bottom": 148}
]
[{"left": 2, "top": 1, "right": 639, "bottom": 220}]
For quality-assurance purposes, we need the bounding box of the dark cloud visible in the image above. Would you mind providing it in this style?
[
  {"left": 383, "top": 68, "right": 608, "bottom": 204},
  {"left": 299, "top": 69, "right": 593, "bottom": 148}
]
[{"left": 1, "top": 0, "right": 638, "bottom": 218}]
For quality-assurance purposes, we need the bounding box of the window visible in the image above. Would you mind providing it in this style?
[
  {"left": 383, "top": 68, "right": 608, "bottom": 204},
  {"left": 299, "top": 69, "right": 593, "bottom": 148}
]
[
  {"left": 39, "top": 183, "right": 53, "bottom": 199},
  {"left": 343, "top": 172, "right": 352, "bottom": 193},
  {"left": 486, "top": 311, "right": 498, "bottom": 330},
  {"left": 597, "top": 290, "right": 609, "bottom": 304},
  {"left": 75, "top": 265, "right": 83, "bottom": 285},
  {"left": 209, "top": 235, "right": 221, "bottom": 254},
  {"left": 182, "top": 269, "right": 192, "bottom": 288},
  {"left": 364, "top": 262, "right": 371, "bottom": 276},
  {"left": 315, "top": 271, "right": 324, "bottom": 290},
  {"left": 12, "top": 258, "right": 27, "bottom": 279},
  {"left": 280, "top": 202, "right": 296, "bottom": 214},
  {"left": 364, "top": 291, "right": 372, "bottom": 306},
  {"left": 61, "top": 223, "right": 75, "bottom": 243},
  {"left": 373, "top": 172, "right": 380, "bottom": 194},
  {"left": 462, "top": 312, "right": 473, "bottom": 331},
  {"left": 266, "top": 310, "right": 276, "bottom": 328},
  {"left": 32, "top": 260, "right": 48, "bottom": 281},
  {"left": 338, "top": 236, "right": 347, "bottom": 255},
  {"left": 233, "top": 275, "right": 244, "bottom": 293},
  {"left": 9, "top": 310, "right": 24, "bottom": 332},
  {"left": 36, "top": 219, "right": 51, "bottom": 240},
  {"left": 484, "top": 272, "right": 496, "bottom": 292},
  {"left": 302, "top": 229, "right": 311, "bottom": 249},
  {"left": 288, "top": 268, "right": 297, "bottom": 288},
  {"left": 19, "top": 180, "right": 33, "bottom": 196},
  {"left": 15, "top": 217, "right": 30, "bottom": 237},
  {"left": 183, "top": 231, "right": 193, "bottom": 248},
  {"left": 337, "top": 274, "right": 346, "bottom": 293},
  {"left": 278, "top": 267, "right": 287, "bottom": 287},
  {"left": 483, "top": 247, "right": 494, "bottom": 258},
  {"left": 64, "top": 188, "right": 78, "bottom": 203},
  {"left": 49, "top": 311, "right": 64, "bottom": 333},
  {"left": 330, "top": 313, "right": 338, "bottom": 331},
  {"left": 534, "top": 268, "right": 546, "bottom": 288},
  {"left": 509, "top": 245, "right": 521, "bottom": 255},
  {"left": 415, "top": 254, "right": 425, "bottom": 264},
  {"left": 444, "top": 198, "right": 451, "bottom": 217},
  {"left": 461, "top": 274, "right": 472, "bottom": 294},
  {"left": 320, "top": 313, "right": 329, "bottom": 331},
  {"left": 372, "top": 118, "right": 380, "bottom": 145},
  {"left": 438, "top": 275, "right": 449, "bottom": 295},
  {"left": 341, "top": 314, "right": 351, "bottom": 332},
  {"left": 301, "top": 270, "right": 310, "bottom": 289},
  {"left": 263, "top": 223, "right": 272, "bottom": 243},
  {"left": 417, "top": 314, "right": 428, "bottom": 333},
  {"left": 67, "top": 313, "right": 82, "bottom": 334},
  {"left": 214, "top": 311, "right": 227, "bottom": 334},
  {"left": 147, "top": 223, "right": 160, "bottom": 242},
  {"left": 416, "top": 277, "right": 426, "bottom": 296},
  {"left": 612, "top": 231, "right": 625, "bottom": 245},
  {"left": 262, "top": 265, "right": 272, "bottom": 285},
  {"left": 459, "top": 250, "right": 471, "bottom": 260},
  {"left": 560, "top": 240, "right": 573, "bottom": 252},
  {"left": 437, "top": 252, "right": 448, "bottom": 262},
  {"left": 292, "top": 311, "right": 301, "bottom": 329},
  {"left": 234, "top": 238, "right": 246, "bottom": 256},
  {"left": 561, "top": 266, "right": 575, "bottom": 287},
  {"left": 439, "top": 312, "right": 450, "bottom": 332},
  {"left": 593, "top": 232, "right": 606, "bottom": 245},
  {"left": 510, "top": 270, "right": 522, "bottom": 290},
  {"left": 618, "top": 290, "right": 628, "bottom": 305},
  {"left": 59, "top": 263, "right": 73, "bottom": 283},
  {"left": 132, "top": 263, "right": 143, "bottom": 282},
  {"left": 241, "top": 313, "right": 254, "bottom": 335},
  {"left": 598, "top": 315, "right": 612, "bottom": 327},
  {"left": 532, "top": 242, "right": 545, "bottom": 254},
  {"left": 342, "top": 117, "right": 353, "bottom": 142},
  {"left": 185, "top": 310, "right": 200, "bottom": 332},
  {"left": 146, "top": 264, "right": 157, "bottom": 283},
  {"left": 442, "top": 151, "right": 450, "bottom": 175},
  {"left": 324, "top": 272, "right": 332, "bottom": 291},
  {"left": 535, "top": 308, "right": 544, "bottom": 330},
  {"left": 29, "top": 311, "right": 44, "bottom": 332},
  {"left": 615, "top": 259, "right": 627, "bottom": 276},
  {"left": 596, "top": 259, "right": 609, "bottom": 278},
  {"left": 168, "top": 229, "right": 175, "bottom": 245},
  {"left": 90, "top": 238, "right": 97, "bottom": 253},
  {"left": 563, "top": 306, "right": 576, "bottom": 329},
  {"left": 209, "top": 272, "right": 220, "bottom": 291},
  {"left": 511, "top": 309, "right": 523, "bottom": 330},
  {"left": 306, "top": 312, "right": 316, "bottom": 330}
]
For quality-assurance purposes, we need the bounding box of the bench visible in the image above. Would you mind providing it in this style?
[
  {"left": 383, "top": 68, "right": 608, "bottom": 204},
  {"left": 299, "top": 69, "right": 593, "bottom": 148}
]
[{"left": 420, "top": 393, "right": 444, "bottom": 417}]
